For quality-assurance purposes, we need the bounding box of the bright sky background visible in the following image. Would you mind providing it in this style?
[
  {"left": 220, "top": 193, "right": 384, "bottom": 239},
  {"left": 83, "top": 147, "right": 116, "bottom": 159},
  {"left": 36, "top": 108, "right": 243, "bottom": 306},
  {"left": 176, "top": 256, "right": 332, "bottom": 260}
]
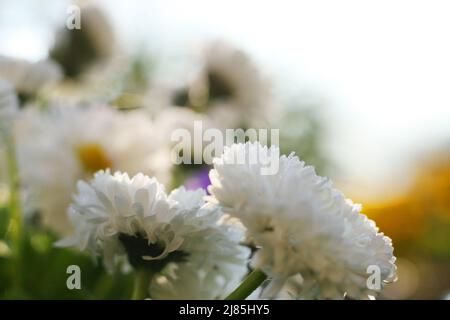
[{"left": 2, "top": 0, "right": 450, "bottom": 198}]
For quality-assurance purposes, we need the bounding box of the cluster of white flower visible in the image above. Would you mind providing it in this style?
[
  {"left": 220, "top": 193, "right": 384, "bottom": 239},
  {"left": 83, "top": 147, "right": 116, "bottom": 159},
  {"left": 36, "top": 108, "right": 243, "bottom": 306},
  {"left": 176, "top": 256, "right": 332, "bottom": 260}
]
[
  {"left": 54, "top": 141, "right": 396, "bottom": 300},
  {"left": 5, "top": 84, "right": 396, "bottom": 299},
  {"left": 0, "top": 15, "right": 397, "bottom": 298}
]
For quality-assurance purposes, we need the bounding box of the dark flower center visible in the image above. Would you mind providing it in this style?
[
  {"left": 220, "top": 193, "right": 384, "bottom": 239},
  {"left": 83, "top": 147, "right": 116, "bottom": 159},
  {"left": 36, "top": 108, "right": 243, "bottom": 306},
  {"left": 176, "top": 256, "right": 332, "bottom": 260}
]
[
  {"left": 207, "top": 70, "right": 234, "bottom": 100},
  {"left": 118, "top": 233, "right": 188, "bottom": 272}
]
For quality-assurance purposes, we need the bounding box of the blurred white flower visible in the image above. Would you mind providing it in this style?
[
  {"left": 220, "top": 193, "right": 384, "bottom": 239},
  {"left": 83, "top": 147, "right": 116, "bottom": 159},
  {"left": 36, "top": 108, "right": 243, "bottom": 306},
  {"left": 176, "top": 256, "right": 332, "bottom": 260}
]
[
  {"left": 193, "top": 41, "right": 277, "bottom": 129},
  {"left": 147, "top": 41, "right": 278, "bottom": 130},
  {"left": 45, "top": 4, "right": 128, "bottom": 106},
  {"left": 0, "top": 56, "right": 62, "bottom": 98},
  {"left": 208, "top": 142, "right": 397, "bottom": 299},
  {"left": 58, "top": 171, "right": 249, "bottom": 299},
  {"left": 50, "top": 4, "right": 115, "bottom": 78},
  {"left": 15, "top": 105, "right": 171, "bottom": 234}
]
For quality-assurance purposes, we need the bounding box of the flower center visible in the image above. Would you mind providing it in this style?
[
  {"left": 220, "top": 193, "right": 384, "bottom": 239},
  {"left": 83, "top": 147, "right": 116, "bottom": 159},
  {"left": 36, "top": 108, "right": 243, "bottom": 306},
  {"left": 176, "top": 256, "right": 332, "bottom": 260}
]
[
  {"left": 207, "top": 70, "right": 234, "bottom": 100},
  {"left": 76, "top": 143, "right": 112, "bottom": 173},
  {"left": 119, "top": 233, "right": 188, "bottom": 272}
]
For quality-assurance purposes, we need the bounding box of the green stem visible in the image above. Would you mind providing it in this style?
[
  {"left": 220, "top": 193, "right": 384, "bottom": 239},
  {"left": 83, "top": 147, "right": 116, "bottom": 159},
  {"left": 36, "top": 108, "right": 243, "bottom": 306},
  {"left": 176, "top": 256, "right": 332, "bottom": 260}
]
[
  {"left": 6, "top": 135, "right": 22, "bottom": 247},
  {"left": 3, "top": 133, "right": 23, "bottom": 291},
  {"left": 225, "top": 269, "right": 268, "bottom": 300},
  {"left": 132, "top": 268, "right": 154, "bottom": 300}
]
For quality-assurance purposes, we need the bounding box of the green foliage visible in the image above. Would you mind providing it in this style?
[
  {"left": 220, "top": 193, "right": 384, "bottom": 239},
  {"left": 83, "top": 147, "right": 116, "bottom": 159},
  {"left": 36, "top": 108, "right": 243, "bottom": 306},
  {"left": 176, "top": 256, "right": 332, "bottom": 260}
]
[
  {"left": 0, "top": 206, "right": 10, "bottom": 239},
  {"left": 0, "top": 226, "right": 134, "bottom": 299},
  {"left": 419, "top": 214, "right": 450, "bottom": 260},
  {"left": 277, "top": 104, "right": 330, "bottom": 175}
]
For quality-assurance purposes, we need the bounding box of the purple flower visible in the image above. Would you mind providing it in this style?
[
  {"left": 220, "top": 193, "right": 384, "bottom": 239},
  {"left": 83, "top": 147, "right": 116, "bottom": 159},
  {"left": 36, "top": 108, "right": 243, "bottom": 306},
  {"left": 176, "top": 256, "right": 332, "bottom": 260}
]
[{"left": 184, "top": 168, "right": 211, "bottom": 193}]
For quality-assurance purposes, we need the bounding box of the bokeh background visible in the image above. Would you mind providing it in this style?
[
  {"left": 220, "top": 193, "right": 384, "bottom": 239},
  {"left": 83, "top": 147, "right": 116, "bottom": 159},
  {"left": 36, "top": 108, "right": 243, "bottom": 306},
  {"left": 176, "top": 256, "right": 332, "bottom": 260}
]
[{"left": 1, "top": 0, "right": 450, "bottom": 299}]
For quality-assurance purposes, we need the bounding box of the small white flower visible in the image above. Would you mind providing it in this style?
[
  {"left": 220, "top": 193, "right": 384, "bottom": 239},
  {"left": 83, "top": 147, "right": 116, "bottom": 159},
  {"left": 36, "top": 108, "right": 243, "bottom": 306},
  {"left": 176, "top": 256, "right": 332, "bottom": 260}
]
[
  {"left": 15, "top": 105, "right": 171, "bottom": 234},
  {"left": 208, "top": 142, "right": 397, "bottom": 299},
  {"left": 58, "top": 171, "right": 250, "bottom": 299}
]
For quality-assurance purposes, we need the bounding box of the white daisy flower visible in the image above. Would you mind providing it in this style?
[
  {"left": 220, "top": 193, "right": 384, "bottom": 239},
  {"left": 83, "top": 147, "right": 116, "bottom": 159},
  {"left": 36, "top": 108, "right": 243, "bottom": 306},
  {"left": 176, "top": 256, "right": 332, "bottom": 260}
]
[
  {"left": 15, "top": 105, "right": 171, "bottom": 234},
  {"left": 0, "top": 55, "right": 62, "bottom": 99},
  {"left": 148, "top": 41, "right": 278, "bottom": 130},
  {"left": 193, "top": 41, "right": 277, "bottom": 129},
  {"left": 50, "top": 4, "right": 114, "bottom": 79},
  {"left": 58, "top": 171, "right": 250, "bottom": 299},
  {"left": 45, "top": 4, "right": 127, "bottom": 106},
  {"left": 208, "top": 142, "right": 397, "bottom": 299}
]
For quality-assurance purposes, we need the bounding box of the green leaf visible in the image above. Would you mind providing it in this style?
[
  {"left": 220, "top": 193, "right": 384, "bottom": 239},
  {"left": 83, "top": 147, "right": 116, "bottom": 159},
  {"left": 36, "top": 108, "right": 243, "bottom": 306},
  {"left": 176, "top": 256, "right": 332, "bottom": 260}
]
[{"left": 0, "top": 206, "right": 11, "bottom": 240}]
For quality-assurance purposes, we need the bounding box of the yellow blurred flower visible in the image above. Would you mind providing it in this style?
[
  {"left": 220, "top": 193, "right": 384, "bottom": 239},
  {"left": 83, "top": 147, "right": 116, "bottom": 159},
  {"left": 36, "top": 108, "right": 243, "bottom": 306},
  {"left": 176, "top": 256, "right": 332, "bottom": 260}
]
[
  {"left": 365, "top": 196, "right": 426, "bottom": 244},
  {"left": 413, "top": 154, "right": 450, "bottom": 218},
  {"left": 365, "top": 152, "right": 450, "bottom": 248}
]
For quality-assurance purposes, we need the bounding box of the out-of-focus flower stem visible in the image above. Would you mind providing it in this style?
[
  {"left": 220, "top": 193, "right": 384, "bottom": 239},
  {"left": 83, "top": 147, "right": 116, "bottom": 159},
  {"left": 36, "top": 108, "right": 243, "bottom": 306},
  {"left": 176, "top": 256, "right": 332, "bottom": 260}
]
[
  {"left": 225, "top": 269, "right": 268, "bottom": 300},
  {"left": 132, "top": 268, "right": 154, "bottom": 300}
]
